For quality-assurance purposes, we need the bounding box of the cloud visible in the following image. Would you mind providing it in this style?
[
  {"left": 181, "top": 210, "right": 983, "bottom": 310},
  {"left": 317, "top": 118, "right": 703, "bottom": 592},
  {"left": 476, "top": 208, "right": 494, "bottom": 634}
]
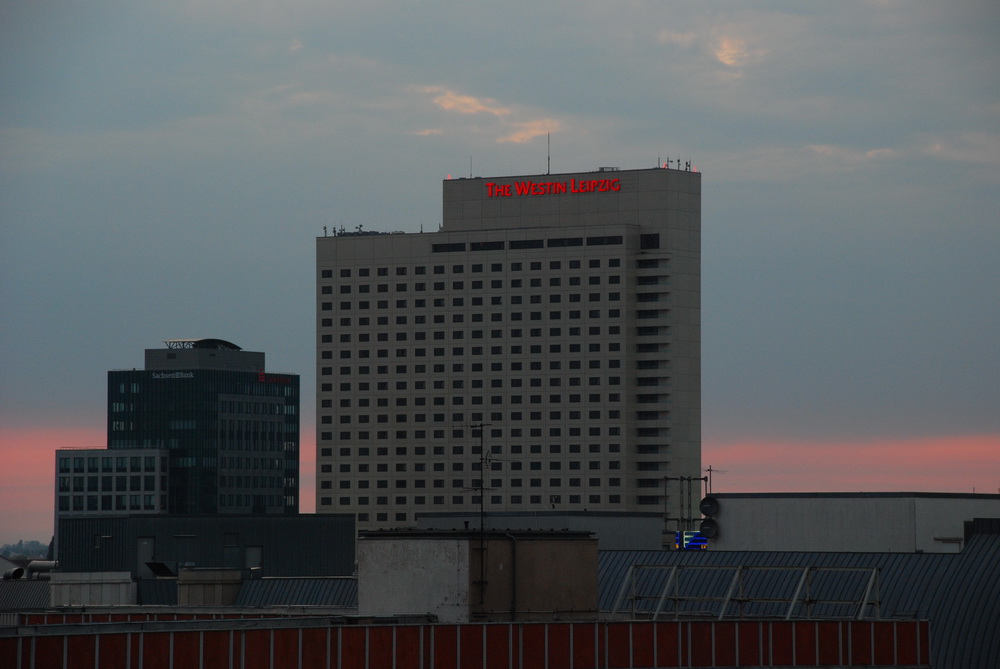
[
  {"left": 657, "top": 29, "right": 697, "bottom": 49},
  {"left": 416, "top": 85, "right": 562, "bottom": 145},
  {"left": 701, "top": 141, "right": 901, "bottom": 184},
  {"left": 715, "top": 37, "right": 751, "bottom": 67},
  {"left": 413, "top": 128, "right": 443, "bottom": 136},
  {"left": 711, "top": 35, "right": 769, "bottom": 78},
  {"left": 421, "top": 86, "right": 510, "bottom": 117},
  {"left": 654, "top": 20, "right": 770, "bottom": 71},
  {"left": 806, "top": 144, "right": 897, "bottom": 162},
  {"left": 924, "top": 132, "right": 1000, "bottom": 168},
  {"left": 498, "top": 118, "right": 561, "bottom": 144}
]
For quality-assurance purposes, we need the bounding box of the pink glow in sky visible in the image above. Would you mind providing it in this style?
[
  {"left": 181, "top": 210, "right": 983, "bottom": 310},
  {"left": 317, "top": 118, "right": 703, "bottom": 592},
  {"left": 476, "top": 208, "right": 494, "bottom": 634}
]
[
  {"left": 2, "top": 426, "right": 996, "bottom": 546},
  {"left": 0, "top": 426, "right": 100, "bottom": 547},
  {"left": 703, "top": 434, "right": 1000, "bottom": 495}
]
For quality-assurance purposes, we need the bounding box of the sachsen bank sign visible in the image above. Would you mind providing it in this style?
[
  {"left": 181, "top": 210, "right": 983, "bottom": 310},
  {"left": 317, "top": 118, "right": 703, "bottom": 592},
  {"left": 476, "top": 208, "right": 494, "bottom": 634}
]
[{"left": 485, "top": 177, "right": 621, "bottom": 198}]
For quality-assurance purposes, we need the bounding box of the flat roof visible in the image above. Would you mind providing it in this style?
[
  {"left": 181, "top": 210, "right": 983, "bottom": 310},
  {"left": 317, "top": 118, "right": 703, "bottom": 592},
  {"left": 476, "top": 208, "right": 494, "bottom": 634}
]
[
  {"left": 359, "top": 528, "right": 594, "bottom": 540},
  {"left": 443, "top": 164, "right": 697, "bottom": 182},
  {"left": 415, "top": 510, "right": 663, "bottom": 519},
  {"left": 163, "top": 338, "right": 242, "bottom": 351},
  {"left": 712, "top": 491, "right": 1000, "bottom": 500}
]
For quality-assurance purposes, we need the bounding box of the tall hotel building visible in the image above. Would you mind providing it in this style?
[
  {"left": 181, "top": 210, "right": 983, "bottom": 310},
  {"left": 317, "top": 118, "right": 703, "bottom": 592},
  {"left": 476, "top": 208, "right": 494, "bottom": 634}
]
[{"left": 316, "top": 166, "right": 700, "bottom": 530}]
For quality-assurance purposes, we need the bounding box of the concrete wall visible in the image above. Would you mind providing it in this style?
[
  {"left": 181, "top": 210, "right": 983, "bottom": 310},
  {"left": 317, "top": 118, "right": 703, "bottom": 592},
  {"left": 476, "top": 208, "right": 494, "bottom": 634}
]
[
  {"left": 177, "top": 569, "right": 242, "bottom": 606},
  {"left": 358, "top": 532, "right": 599, "bottom": 624},
  {"left": 441, "top": 168, "right": 701, "bottom": 236},
  {"left": 912, "top": 497, "right": 1000, "bottom": 550},
  {"left": 358, "top": 538, "right": 470, "bottom": 623},
  {"left": 49, "top": 572, "right": 135, "bottom": 607},
  {"left": 474, "top": 536, "right": 599, "bottom": 621},
  {"left": 707, "top": 493, "right": 1000, "bottom": 552}
]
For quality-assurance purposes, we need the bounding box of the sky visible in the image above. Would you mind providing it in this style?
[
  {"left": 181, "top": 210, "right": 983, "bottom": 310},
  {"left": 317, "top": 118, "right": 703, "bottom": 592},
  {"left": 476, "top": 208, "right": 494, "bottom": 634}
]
[{"left": 2, "top": 1, "right": 998, "bottom": 545}]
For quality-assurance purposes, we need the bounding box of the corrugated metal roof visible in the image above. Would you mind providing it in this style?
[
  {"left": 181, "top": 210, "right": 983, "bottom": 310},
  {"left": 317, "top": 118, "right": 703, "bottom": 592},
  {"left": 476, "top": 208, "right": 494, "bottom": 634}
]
[
  {"left": 599, "top": 531, "right": 1000, "bottom": 668},
  {"left": 0, "top": 580, "right": 49, "bottom": 611},
  {"left": 235, "top": 577, "right": 357, "bottom": 608},
  {"left": 924, "top": 532, "right": 1000, "bottom": 668}
]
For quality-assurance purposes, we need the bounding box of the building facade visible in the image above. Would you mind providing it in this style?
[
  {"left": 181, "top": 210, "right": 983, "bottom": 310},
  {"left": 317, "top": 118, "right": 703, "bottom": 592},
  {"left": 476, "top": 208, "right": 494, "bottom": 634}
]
[
  {"left": 57, "top": 514, "right": 355, "bottom": 579},
  {"left": 55, "top": 447, "right": 170, "bottom": 518},
  {"left": 703, "top": 492, "right": 1000, "bottom": 553},
  {"left": 358, "top": 529, "right": 598, "bottom": 623},
  {"left": 316, "top": 166, "right": 700, "bottom": 530},
  {"left": 106, "top": 338, "right": 300, "bottom": 515}
]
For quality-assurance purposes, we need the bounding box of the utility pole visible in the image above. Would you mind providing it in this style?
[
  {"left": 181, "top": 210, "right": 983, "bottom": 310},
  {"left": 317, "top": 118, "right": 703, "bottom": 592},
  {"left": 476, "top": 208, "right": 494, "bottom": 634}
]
[{"left": 469, "top": 423, "right": 492, "bottom": 605}]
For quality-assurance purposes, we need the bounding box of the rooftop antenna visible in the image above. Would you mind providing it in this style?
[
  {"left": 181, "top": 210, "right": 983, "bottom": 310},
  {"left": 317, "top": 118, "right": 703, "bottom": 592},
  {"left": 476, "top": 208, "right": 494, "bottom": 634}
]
[
  {"left": 470, "top": 155, "right": 473, "bottom": 178},
  {"left": 547, "top": 132, "right": 551, "bottom": 175},
  {"left": 704, "top": 465, "right": 727, "bottom": 495}
]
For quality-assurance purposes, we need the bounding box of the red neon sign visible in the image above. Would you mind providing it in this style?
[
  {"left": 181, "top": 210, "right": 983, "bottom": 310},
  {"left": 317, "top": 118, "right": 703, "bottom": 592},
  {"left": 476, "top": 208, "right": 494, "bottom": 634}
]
[
  {"left": 485, "top": 178, "right": 621, "bottom": 198},
  {"left": 258, "top": 369, "right": 292, "bottom": 384}
]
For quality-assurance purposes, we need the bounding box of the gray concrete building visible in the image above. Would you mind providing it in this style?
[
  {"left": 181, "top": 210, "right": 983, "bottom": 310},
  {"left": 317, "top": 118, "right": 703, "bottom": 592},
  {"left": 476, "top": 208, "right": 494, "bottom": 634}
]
[
  {"left": 316, "top": 165, "right": 701, "bottom": 531},
  {"left": 357, "top": 529, "right": 598, "bottom": 623},
  {"left": 701, "top": 491, "right": 1000, "bottom": 553}
]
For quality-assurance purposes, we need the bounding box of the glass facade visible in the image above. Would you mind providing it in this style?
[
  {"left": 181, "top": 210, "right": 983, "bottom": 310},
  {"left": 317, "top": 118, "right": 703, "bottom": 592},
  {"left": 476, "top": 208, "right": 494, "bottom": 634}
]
[
  {"left": 56, "top": 447, "right": 168, "bottom": 515},
  {"left": 107, "top": 365, "right": 300, "bottom": 514}
]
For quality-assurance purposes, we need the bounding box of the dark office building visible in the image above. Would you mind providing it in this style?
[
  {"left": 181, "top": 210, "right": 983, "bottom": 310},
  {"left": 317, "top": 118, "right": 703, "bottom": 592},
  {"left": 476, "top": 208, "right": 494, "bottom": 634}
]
[
  {"left": 57, "top": 514, "right": 354, "bottom": 579},
  {"left": 106, "top": 338, "right": 300, "bottom": 515}
]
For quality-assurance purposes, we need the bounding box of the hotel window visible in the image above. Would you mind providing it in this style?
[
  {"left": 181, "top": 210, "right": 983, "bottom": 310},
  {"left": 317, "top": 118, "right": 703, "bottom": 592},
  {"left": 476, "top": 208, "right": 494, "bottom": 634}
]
[{"left": 640, "top": 234, "right": 660, "bottom": 249}]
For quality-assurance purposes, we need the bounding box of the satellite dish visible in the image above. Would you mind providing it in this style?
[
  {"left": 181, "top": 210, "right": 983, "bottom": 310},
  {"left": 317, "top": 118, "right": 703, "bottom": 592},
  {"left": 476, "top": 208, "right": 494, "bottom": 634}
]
[
  {"left": 699, "top": 518, "right": 718, "bottom": 538},
  {"left": 699, "top": 496, "right": 720, "bottom": 517}
]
